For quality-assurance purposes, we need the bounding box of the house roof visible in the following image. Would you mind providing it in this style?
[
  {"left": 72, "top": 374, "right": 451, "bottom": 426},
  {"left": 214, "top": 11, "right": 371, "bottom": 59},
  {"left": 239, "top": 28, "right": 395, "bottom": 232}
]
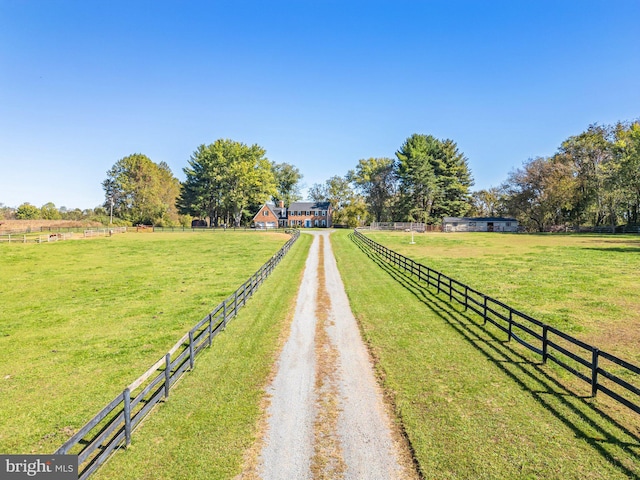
[
  {"left": 443, "top": 216, "right": 518, "bottom": 223},
  {"left": 252, "top": 203, "right": 285, "bottom": 221},
  {"left": 288, "top": 201, "right": 331, "bottom": 210}
]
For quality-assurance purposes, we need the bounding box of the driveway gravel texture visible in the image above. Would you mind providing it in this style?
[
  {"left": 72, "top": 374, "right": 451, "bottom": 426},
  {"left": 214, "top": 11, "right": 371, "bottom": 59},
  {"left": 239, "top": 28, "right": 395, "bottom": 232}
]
[{"left": 257, "top": 231, "right": 417, "bottom": 480}]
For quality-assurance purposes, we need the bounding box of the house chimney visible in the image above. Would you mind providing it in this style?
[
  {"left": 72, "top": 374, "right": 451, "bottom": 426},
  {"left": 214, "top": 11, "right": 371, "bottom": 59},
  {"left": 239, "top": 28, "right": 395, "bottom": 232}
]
[{"left": 279, "top": 200, "right": 284, "bottom": 208}]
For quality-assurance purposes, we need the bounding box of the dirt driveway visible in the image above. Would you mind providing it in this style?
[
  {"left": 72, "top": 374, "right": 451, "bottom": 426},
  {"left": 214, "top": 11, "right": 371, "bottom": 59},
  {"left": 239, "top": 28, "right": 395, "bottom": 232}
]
[{"left": 253, "top": 231, "right": 417, "bottom": 479}]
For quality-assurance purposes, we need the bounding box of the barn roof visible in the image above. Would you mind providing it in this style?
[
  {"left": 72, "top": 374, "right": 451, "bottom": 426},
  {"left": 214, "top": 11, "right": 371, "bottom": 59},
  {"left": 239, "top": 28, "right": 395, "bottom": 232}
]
[{"left": 443, "top": 217, "right": 518, "bottom": 222}]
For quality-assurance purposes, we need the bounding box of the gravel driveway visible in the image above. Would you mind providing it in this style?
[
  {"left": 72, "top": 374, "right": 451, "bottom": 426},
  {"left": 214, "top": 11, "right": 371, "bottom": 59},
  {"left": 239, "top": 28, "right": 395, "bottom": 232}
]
[{"left": 257, "top": 231, "right": 416, "bottom": 479}]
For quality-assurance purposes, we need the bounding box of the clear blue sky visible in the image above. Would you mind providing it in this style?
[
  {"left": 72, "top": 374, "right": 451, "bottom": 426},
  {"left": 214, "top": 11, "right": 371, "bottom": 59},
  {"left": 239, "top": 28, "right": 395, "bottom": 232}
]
[{"left": 1, "top": 0, "right": 638, "bottom": 209}]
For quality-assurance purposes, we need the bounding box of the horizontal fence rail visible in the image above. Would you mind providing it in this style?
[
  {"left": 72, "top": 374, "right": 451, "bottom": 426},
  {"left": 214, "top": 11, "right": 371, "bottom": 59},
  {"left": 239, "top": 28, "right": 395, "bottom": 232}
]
[
  {"left": 352, "top": 229, "right": 640, "bottom": 418},
  {"left": 0, "top": 227, "right": 127, "bottom": 243},
  {"left": 54, "top": 229, "right": 300, "bottom": 479}
]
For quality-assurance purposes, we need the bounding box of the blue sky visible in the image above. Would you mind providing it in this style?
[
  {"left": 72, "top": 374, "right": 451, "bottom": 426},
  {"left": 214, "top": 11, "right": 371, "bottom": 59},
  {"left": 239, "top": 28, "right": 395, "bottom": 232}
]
[{"left": 1, "top": 0, "right": 638, "bottom": 209}]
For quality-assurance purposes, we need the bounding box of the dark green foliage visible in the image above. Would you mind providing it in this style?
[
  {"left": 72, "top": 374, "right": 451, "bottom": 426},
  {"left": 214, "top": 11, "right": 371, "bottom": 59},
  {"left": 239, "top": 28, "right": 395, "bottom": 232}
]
[
  {"left": 15, "top": 203, "right": 40, "bottom": 219},
  {"left": 102, "top": 154, "right": 180, "bottom": 225},
  {"left": 395, "top": 134, "right": 473, "bottom": 223},
  {"left": 178, "top": 139, "right": 276, "bottom": 227}
]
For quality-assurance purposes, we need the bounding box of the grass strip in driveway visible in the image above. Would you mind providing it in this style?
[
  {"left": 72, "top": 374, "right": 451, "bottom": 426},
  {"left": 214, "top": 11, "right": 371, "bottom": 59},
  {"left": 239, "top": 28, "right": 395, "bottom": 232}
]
[
  {"left": 92, "top": 233, "right": 312, "bottom": 480},
  {"left": 331, "top": 230, "right": 639, "bottom": 480}
]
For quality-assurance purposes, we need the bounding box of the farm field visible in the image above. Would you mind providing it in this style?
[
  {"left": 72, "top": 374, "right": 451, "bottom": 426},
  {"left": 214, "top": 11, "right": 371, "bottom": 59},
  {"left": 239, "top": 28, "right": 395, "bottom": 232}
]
[
  {"left": 0, "top": 230, "right": 291, "bottom": 454},
  {"left": 92, "top": 233, "right": 312, "bottom": 480},
  {"left": 332, "top": 230, "right": 640, "bottom": 479},
  {"left": 362, "top": 231, "right": 640, "bottom": 365}
]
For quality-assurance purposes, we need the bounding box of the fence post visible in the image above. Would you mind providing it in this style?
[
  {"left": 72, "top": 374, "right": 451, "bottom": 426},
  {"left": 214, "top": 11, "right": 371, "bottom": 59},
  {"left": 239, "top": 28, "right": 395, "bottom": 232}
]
[
  {"left": 164, "top": 354, "right": 171, "bottom": 398},
  {"left": 223, "top": 300, "right": 227, "bottom": 330},
  {"left": 508, "top": 310, "right": 513, "bottom": 341},
  {"left": 448, "top": 278, "right": 453, "bottom": 302},
  {"left": 437, "top": 273, "right": 441, "bottom": 295},
  {"left": 123, "top": 388, "right": 132, "bottom": 447},
  {"left": 207, "top": 314, "right": 213, "bottom": 347},
  {"left": 591, "top": 348, "right": 599, "bottom": 397},
  {"left": 188, "top": 331, "right": 194, "bottom": 370},
  {"left": 234, "top": 291, "right": 238, "bottom": 317},
  {"left": 542, "top": 325, "right": 548, "bottom": 363}
]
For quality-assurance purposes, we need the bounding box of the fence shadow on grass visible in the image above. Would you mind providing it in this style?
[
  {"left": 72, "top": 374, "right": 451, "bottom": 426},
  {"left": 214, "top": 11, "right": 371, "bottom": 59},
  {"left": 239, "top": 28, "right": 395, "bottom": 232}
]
[{"left": 349, "top": 233, "right": 640, "bottom": 478}]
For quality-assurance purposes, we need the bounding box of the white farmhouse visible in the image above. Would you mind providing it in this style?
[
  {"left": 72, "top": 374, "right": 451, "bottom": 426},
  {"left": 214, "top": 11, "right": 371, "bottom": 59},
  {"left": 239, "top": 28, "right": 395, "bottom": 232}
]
[{"left": 443, "top": 217, "right": 519, "bottom": 232}]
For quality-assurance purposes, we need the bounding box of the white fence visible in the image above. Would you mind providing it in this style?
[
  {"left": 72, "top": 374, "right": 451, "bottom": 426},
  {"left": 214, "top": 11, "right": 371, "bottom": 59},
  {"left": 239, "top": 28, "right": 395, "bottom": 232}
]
[{"left": 369, "top": 222, "right": 434, "bottom": 232}]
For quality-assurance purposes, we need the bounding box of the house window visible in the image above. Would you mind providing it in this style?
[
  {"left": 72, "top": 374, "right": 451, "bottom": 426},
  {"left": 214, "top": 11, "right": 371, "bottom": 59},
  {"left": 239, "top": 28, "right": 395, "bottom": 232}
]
[
  {"left": 506, "top": 222, "right": 511, "bottom": 226},
  {"left": 321, "top": 210, "right": 326, "bottom": 216},
  {"left": 322, "top": 219, "right": 326, "bottom": 227},
  {"left": 305, "top": 211, "right": 310, "bottom": 216},
  {"left": 263, "top": 210, "right": 269, "bottom": 216},
  {"left": 469, "top": 222, "right": 476, "bottom": 226}
]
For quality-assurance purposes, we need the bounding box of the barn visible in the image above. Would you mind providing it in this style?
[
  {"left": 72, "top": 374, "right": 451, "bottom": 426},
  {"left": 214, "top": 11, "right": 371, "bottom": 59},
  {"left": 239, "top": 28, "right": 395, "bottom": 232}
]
[{"left": 443, "top": 216, "right": 519, "bottom": 232}]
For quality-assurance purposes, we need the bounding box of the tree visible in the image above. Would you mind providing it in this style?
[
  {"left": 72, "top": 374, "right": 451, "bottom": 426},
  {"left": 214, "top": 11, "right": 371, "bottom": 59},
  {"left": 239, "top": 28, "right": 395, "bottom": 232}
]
[
  {"left": 308, "top": 183, "right": 328, "bottom": 203},
  {"left": 178, "top": 139, "right": 276, "bottom": 227},
  {"left": 558, "top": 124, "right": 613, "bottom": 227},
  {"left": 40, "top": 202, "right": 61, "bottom": 220},
  {"left": 15, "top": 203, "right": 40, "bottom": 220},
  {"left": 156, "top": 161, "right": 181, "bottom": 225},
  {"left": 396, "top": 134, "right": 473, "bottom": 223},
  {"left": 103, "top": 154, "right": 180, "bottom": 225},
  {"left": 272, "top": 162, "right": 303, "bottom": 206},
  {"left": 347, "top": 157, "right": 396, "bottom": 222},
  {"left": 0, "top": 203, "right": 13, "bottom": 220},
  {"left": 469, "top": 187, "right": 506, "bottom": 217},
  {"left": 309, "top": 175, "right": 363, "bottom": 225},
  {"left": 433, "top": 139, "right": 474, "bottom": 219},
  {"left": 614, "top": 121, "right": 640, "bottom": 224},
  {"left": 502, "top": 156, "right": 574, "bottom": 232}
]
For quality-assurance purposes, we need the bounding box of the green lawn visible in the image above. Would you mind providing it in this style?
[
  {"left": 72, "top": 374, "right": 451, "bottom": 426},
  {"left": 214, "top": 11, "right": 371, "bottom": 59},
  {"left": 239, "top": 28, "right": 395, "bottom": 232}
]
[
  {"left": 93, "top": 232, "right": 312, "bottom": 480},
  {"left": 332, "top": 230, "right": 640, "bottom": 479},
  {"left": 359, "top": 231, "right": 640, "bottom": 365},
  {"left": 0, "top": 231, "right": 291, "bottom": 454}
]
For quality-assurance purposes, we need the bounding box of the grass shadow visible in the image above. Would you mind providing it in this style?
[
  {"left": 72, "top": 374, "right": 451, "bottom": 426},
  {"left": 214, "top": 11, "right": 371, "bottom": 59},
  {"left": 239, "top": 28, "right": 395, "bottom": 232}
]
[
  {"left": 583, "top": 247, "right": 640, "bottom": 253},
  {"left": 349, "top": 233, "right": 640, "bottom": 479}
]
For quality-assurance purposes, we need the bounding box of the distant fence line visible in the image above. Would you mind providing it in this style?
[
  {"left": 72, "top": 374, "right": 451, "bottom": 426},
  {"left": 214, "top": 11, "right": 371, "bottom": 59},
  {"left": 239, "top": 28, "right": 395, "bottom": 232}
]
[
  {"left": 0, "top": 228, "right": 127, "bottom": 244},
  {"left": 53, "top": 229, "right": 300, "bottom": 479},
  {"left": 352, "top": 229, "right": 640, "bottom": 418},
  {"left": 0, "top": 232, "right": 76, "bottom": 244},
  {"left": 369, "top": 222, "right": 441, "bottom": 233},
  {"left": 151, "top": 225, "right": 291, "bottom": 233}
]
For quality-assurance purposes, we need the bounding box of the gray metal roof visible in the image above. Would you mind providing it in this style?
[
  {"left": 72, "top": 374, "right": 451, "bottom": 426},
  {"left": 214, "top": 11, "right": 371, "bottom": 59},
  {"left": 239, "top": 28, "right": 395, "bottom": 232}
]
[
  {"left": 443, "top": 216, "right": 518, "bottom": 222},
  {"left": 288, "top": 201, "right": 331, "bottom": 210}
]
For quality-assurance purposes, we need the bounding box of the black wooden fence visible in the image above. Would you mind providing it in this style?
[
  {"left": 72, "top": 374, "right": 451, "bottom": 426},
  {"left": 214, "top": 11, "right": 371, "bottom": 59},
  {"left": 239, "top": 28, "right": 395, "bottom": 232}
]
[
  {"left": 352, "top": 229, "right": 640, "bottom": 417},
  {"left": 54, "top": 229, "right": 300, "bottom": 479}
]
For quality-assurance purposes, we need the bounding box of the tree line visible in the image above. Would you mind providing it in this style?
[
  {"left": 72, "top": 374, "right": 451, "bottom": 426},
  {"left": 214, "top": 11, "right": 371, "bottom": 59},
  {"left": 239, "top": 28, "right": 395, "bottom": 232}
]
[
  {"left": 472, "top": 121, "right": 640, "bottom": 232},
  {"left": 3, "top": 120, "right": 637, "bottom": 232},
  {"left": 103, "top": 140, "right": 303, "bottom": 227}
]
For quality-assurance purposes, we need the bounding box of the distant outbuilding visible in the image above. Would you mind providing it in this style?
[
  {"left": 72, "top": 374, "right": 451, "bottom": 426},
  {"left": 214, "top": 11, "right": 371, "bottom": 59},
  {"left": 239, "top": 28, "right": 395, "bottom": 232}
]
[{"left": 443, "top": 216, "right": 519, "bottom": 232}]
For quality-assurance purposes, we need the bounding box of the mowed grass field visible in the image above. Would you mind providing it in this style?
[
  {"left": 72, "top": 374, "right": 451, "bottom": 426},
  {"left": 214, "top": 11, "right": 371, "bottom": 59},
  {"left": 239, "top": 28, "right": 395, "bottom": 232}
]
[
  {"left": 332, "top": 230, "right": 640, "bottom": 479},
  {"left": 363, "top": 231, "right": 640, "bottom": 364},
  {"left": 93, "top": 233, "right": 312, "bottom": 480},
  {"left": 0, "top": 231, "right": 292, "bottom": 454}
]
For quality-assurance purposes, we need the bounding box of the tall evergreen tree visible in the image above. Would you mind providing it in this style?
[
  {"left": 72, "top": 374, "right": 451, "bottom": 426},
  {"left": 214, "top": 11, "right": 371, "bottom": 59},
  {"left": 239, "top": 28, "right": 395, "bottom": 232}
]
[{"left": 396, "top": 134, "right": 473, "bottom": 223}]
